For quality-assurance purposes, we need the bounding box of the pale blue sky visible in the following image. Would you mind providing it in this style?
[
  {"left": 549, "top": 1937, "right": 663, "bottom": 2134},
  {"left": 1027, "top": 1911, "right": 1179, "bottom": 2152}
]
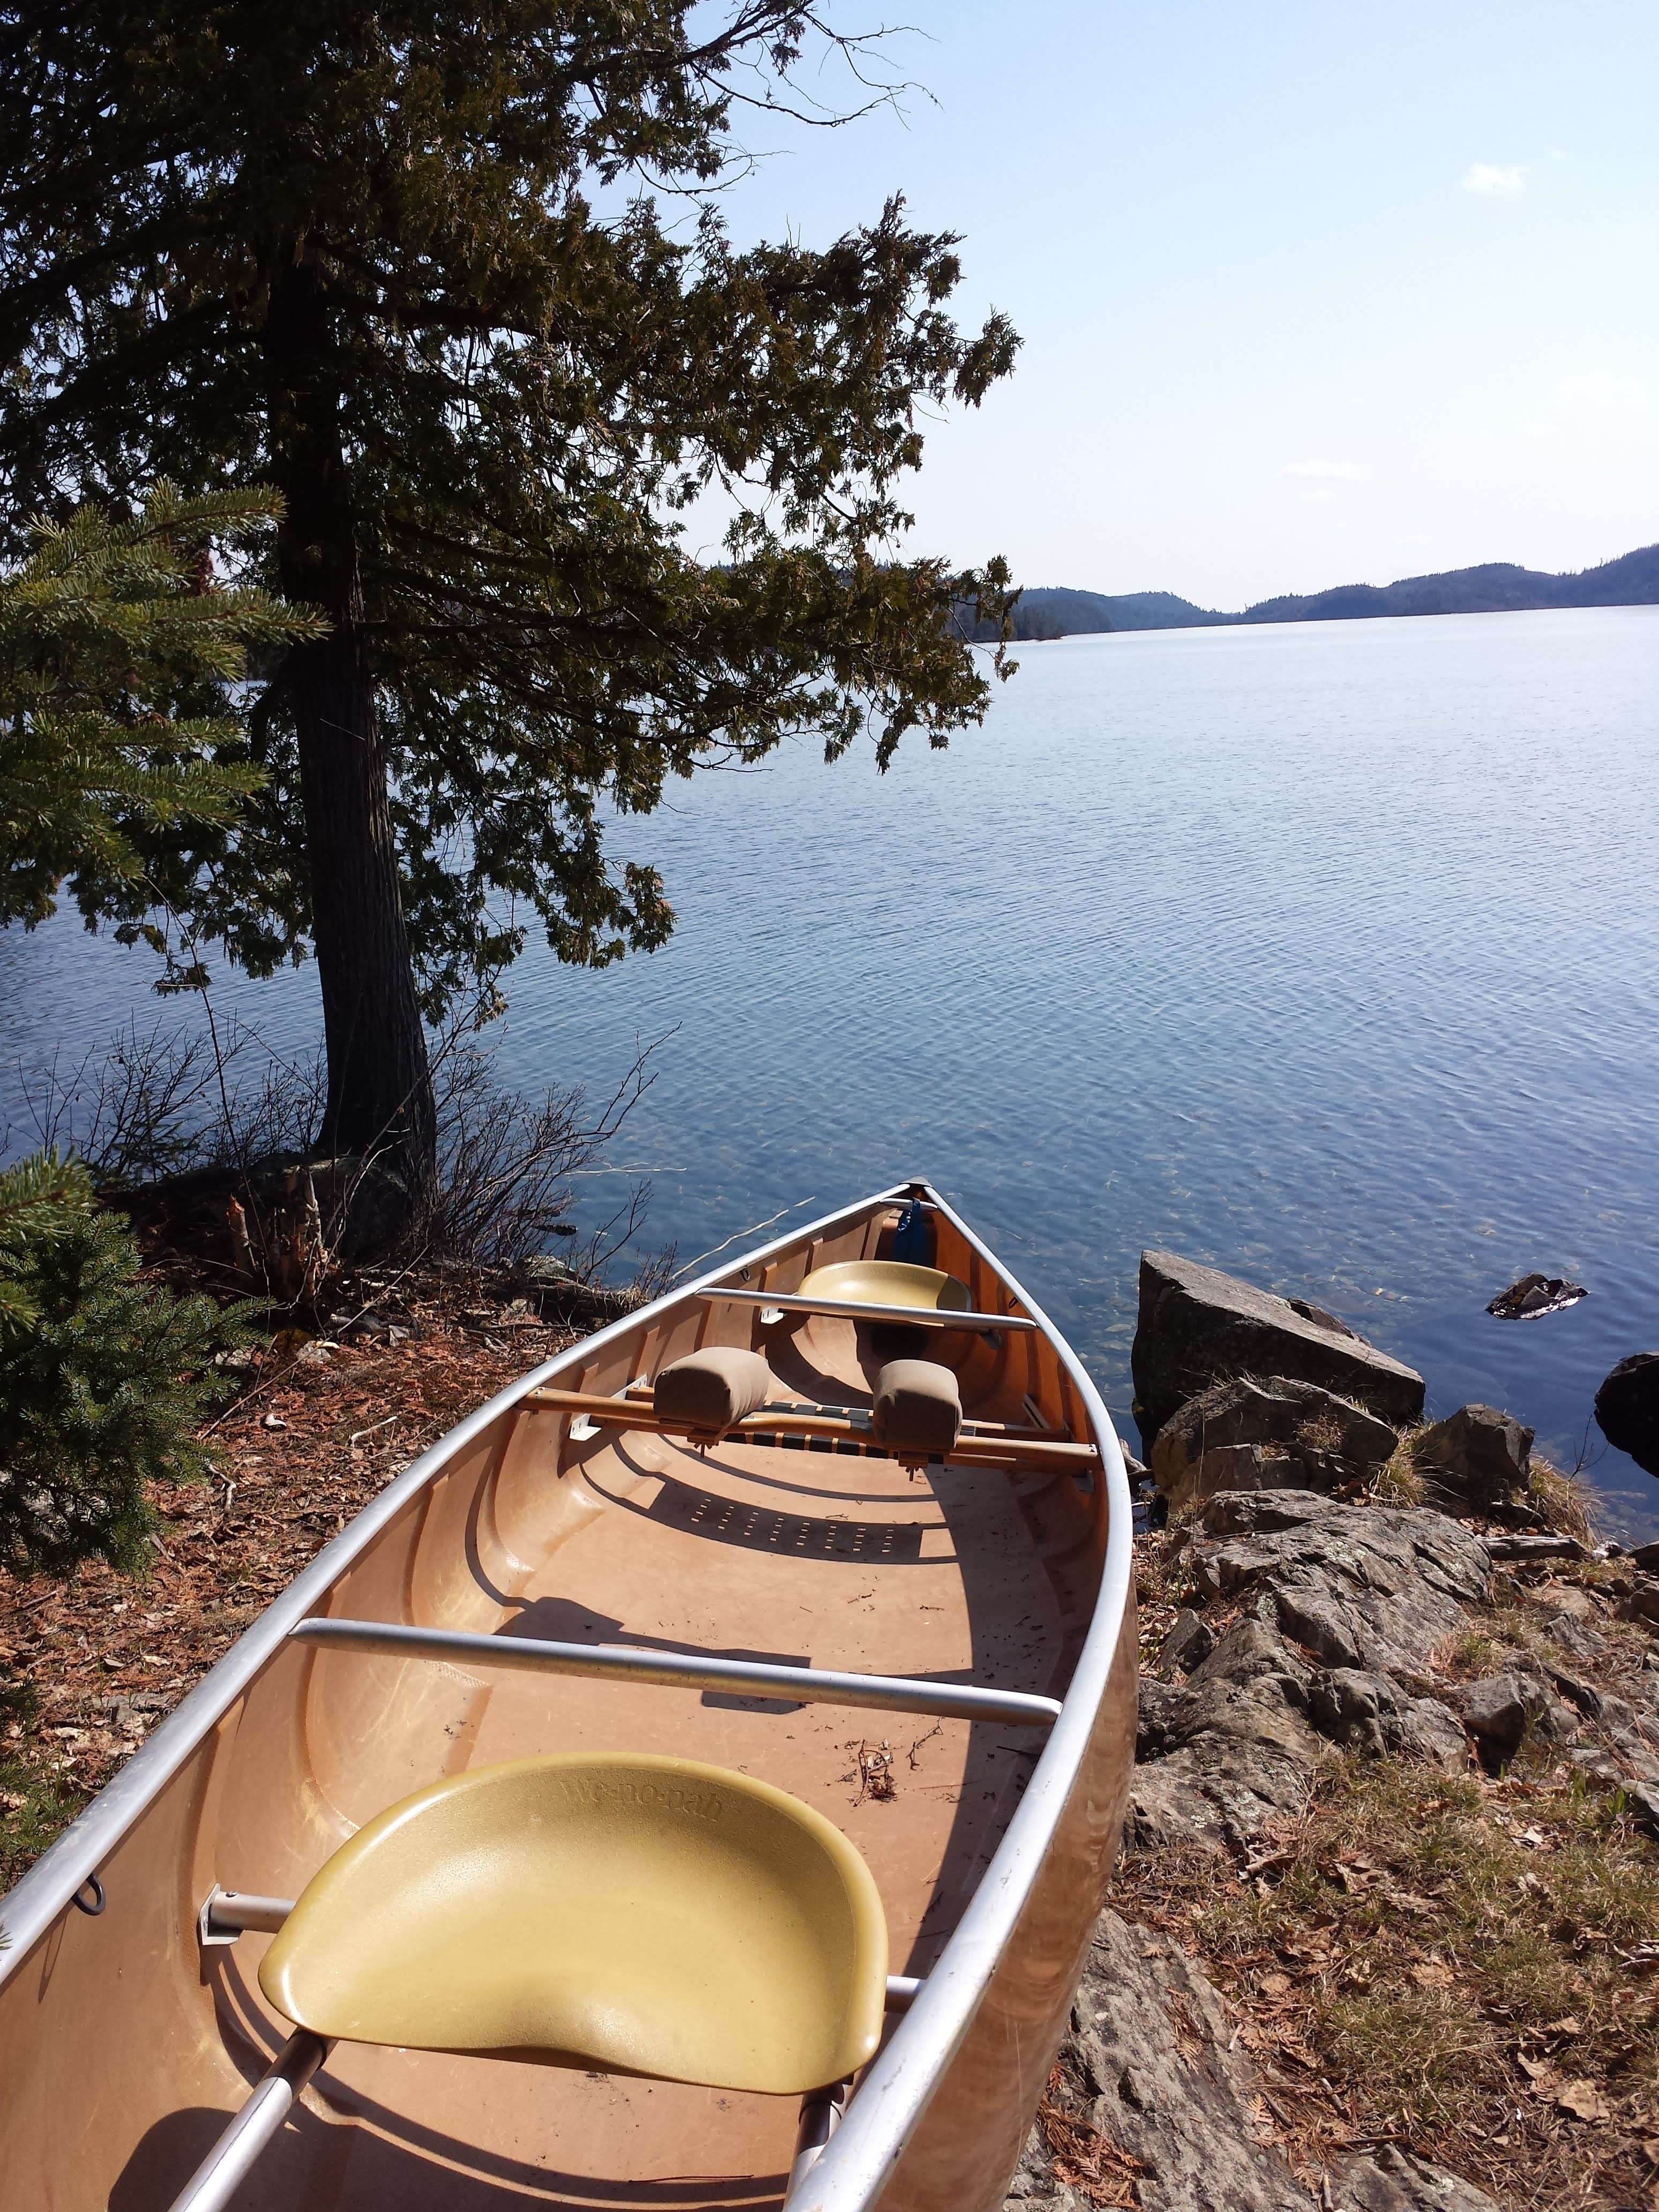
[{"left": 698, "top": 2, "right": 1659, "bottom": 607}]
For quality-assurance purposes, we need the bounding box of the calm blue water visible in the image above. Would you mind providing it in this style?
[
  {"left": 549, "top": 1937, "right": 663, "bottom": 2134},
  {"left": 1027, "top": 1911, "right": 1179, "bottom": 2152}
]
[{"left": 4, "top": 608, "right": 1658, "bottom": 1534}]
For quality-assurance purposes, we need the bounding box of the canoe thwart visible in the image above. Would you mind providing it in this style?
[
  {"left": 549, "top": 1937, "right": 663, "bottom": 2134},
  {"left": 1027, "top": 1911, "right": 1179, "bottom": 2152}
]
[
  {"left": 619, "top": 1384, "right": 1067, "bottom": 1442},
  {"left": 703, "top": 1287, "right": 1040, "bottom": 1333},
  {"left": 288, "top": 1618, "right": 1065, "bottom": 1727}
]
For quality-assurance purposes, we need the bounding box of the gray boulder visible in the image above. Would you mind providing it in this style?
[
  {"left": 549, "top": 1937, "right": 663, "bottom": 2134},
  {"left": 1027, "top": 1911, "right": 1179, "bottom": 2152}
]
[
  {"left": 1157, "top": 1608, "right": 1215, "bottom": 1676},
  {"left": 1329, "top": 2144, "right": 1503, "bottom": 2212},
  {"left": 1007, "top": 1909, "right": 1313, "bottom": 2211},
  {"left": 1132, "top": 1250, "right": 1425, "bottom": 1445},
  {"left": 1453, "top": 1674, "right": 1532, "bottom": 1760},
  {"left": 1309, "top": 1668, "right": 1468, "bottom": 1766},
  {"left": 1452, "top": 1671, "right": 1578, "bottom": 1767},
  {"left": 1413, "top": 1404, "right": 1533, "bottom": 1512},
  {"left": 1595, "top": 1350, "right": 1659, "bottom": 1475},
  {"left": 1150, "top": 1374, "right": 1399, "bottom": 1510}
]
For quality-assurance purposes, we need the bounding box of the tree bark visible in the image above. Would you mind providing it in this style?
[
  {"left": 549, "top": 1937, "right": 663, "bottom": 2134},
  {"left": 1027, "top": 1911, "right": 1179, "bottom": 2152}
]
[{"left": 263, "top": 256, "right": 437, "bottom": 1242}]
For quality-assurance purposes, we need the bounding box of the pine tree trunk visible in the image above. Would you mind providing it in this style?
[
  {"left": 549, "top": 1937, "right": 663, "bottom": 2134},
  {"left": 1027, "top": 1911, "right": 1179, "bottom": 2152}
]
[{"left": 264, "top": 258, "right": 437, "bottom": 1244}]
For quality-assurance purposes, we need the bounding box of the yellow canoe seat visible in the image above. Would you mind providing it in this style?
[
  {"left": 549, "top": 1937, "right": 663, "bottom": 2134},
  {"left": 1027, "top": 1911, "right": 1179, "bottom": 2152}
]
[
  {"left": 258, "top": 1754, "right": 888, "bottom": 2095},
  {"left": 796, "top": 1260, "right": 971, "bottom": 1313}
]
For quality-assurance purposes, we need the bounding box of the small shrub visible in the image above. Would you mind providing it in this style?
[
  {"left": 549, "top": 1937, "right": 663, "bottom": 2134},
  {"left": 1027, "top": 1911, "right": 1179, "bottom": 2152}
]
[
  {"left": 1445, "top": 1625, "right": 1504, "bottom": 1677},
  {"left": 1525, "top": 1455, "right": 1593, "bottom": 1547},
  {"left": 0, "top": 1150, "right": 248, "bottom": 1573},
  {"left": 1295, "top": 1409, "right": 1346, "bottom": 1455},
  {"left": 1371, "top": 1434, "right": 1426, "bottom": 1507}
]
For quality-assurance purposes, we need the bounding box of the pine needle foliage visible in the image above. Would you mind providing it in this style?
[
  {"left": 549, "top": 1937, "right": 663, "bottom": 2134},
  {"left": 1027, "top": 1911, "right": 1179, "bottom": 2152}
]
[
  {"left": 0, "top": 484, "right": 323, "bottom": 943},
  {"left": 0, "top": 5, "right": 1021, "bottom": 1019},
  {"left": 0, "top": 1145, "right": 90, "bottom": 1333},
  {"left": 0, "top": 1149, "right": 249, "bottom": 1574}
]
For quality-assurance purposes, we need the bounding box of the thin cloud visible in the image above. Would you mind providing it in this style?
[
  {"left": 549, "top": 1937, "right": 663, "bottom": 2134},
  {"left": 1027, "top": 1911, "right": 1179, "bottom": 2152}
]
[
  {"left": 1283, "top": 460, "right": 1367, "bottom": 481},
  {"left": 1558, "top": 371, "right": 1647, "bottom": 412},
  {"left": 1462, "top": 163, "right": 1525, "bottom": 196},
  {"left": 1525, "top": 371, "right": 1653, "bottom": 447}
]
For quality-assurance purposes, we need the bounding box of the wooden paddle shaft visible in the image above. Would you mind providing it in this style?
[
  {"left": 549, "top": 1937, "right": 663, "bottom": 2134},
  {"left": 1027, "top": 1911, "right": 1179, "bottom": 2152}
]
[
  {"left": 523, "top": 1388, "right": 1098, "bottom": 1471},
  {"left": 702, "top": 1287, "right": 1040, "bottom": 1332}
]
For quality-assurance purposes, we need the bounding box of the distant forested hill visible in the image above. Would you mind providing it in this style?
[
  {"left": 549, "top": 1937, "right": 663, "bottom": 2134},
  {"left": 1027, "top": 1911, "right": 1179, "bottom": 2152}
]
[{"left": 993, "top": 542, "right": 1659, "bottom": 639}]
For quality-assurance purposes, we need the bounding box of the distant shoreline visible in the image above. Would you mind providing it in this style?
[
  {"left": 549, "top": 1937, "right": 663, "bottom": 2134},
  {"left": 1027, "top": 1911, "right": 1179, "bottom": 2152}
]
[{"left": 987, "top": 542, "right": 1659, "bottom": 640}]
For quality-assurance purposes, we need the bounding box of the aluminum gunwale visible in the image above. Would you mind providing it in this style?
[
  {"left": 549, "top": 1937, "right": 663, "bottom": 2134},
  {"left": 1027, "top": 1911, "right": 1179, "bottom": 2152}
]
[
  {"left": 0, "top": 1182, "right": 913, "bottom": 1986},
  {"left": 788, "top": 1183, "right": 1134, "bottom": 2212}
]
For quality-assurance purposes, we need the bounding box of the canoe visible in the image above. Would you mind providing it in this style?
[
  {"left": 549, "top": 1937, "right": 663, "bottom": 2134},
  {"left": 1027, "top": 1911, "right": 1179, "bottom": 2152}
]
[{"left": 0, "top": 1181, "right": 1136, "bottom": 2212}]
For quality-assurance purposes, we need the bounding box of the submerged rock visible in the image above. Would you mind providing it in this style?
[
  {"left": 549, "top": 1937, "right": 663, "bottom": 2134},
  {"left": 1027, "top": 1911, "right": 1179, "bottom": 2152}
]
[
  {"left": 1485, "top": 1272, "right": 1588, "bottom": 1319},
  {"left": 1595, "top": 1351, "right": 1659, "bottom": 1475},
  {"left": 1132, "top": 1250, "right": 1425, "bottom": 1446}
]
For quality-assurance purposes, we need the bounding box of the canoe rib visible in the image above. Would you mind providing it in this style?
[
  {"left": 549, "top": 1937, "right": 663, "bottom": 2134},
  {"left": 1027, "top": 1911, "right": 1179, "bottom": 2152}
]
[{"left": 288, "top": 1618, "right": 1065, "bottom": 1727}]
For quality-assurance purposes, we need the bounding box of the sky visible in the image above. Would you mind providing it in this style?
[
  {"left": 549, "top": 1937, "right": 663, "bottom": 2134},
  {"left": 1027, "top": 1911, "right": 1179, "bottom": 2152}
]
[{"left": 691, "top": 1, "right": 1659, "bottom": 609}]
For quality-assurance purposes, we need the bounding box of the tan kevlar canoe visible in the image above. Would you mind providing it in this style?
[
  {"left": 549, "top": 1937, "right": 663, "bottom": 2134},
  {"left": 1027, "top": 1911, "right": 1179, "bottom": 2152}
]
[{"left": 0, "top": 1182, "right": 1136, "bottom": 2212}]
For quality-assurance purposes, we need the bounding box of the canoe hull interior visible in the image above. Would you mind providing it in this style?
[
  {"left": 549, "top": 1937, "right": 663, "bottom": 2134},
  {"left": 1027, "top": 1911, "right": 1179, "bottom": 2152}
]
[{"left": 0, "top": 1186, "right": 1135, "bottom": 2212}]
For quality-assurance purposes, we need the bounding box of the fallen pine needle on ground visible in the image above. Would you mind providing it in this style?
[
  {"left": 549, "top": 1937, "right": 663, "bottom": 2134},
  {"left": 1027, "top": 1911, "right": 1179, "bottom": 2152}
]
[{"left": 1, "top": 1272, "right": 578, "bottom": 1889}]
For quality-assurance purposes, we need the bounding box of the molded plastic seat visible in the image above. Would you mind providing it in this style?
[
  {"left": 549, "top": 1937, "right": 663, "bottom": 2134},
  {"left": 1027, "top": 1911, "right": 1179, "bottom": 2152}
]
[
  {"left": 258, "top": 1754, "right": 888, "bottom": 2095},
  {"left": 796, "top": 1260, "right": 972, "bottom": 1313}
]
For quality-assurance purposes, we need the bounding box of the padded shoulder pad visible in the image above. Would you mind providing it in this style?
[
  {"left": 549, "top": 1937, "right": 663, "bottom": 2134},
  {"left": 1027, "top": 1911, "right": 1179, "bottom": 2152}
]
[
  {"left": 872, "top": 1359, "right": 962, "bottom": 1458},
  {"left": 655, "top": 1347, "right": 773, "bottom": 1432}
]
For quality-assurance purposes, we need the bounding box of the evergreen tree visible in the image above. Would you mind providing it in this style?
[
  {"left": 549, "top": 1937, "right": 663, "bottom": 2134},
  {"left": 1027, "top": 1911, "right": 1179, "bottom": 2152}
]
[
  {"left": 0, "top": 5, "right": 1020, "bottom": 1236},
  {"left": 0, "top": 1150, "right": 246, "bottom": 1574},
  {"left": 0, "top": 484, "right": 322, "bottom": 953}
]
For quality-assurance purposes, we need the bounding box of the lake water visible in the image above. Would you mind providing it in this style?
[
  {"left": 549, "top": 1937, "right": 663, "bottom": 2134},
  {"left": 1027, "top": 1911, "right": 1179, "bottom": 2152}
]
[{"left": 4, "top": 607, "right": 1658, "bottom": 1534}]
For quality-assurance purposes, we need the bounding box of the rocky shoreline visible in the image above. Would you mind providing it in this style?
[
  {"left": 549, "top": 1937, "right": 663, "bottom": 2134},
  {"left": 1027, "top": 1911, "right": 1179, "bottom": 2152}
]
[{"left": 1009, "top": 1250, "right": 1659, "bottom": 2212}]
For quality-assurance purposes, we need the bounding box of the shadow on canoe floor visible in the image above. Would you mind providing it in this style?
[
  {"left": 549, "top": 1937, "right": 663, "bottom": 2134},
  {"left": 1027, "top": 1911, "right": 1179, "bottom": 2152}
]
[
  {"left": 113, "top": 2095, "right": 790, "bottom": 2211},
  {"left": 503, "top": 1594, "right": 811, "bottom": 1713}
]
